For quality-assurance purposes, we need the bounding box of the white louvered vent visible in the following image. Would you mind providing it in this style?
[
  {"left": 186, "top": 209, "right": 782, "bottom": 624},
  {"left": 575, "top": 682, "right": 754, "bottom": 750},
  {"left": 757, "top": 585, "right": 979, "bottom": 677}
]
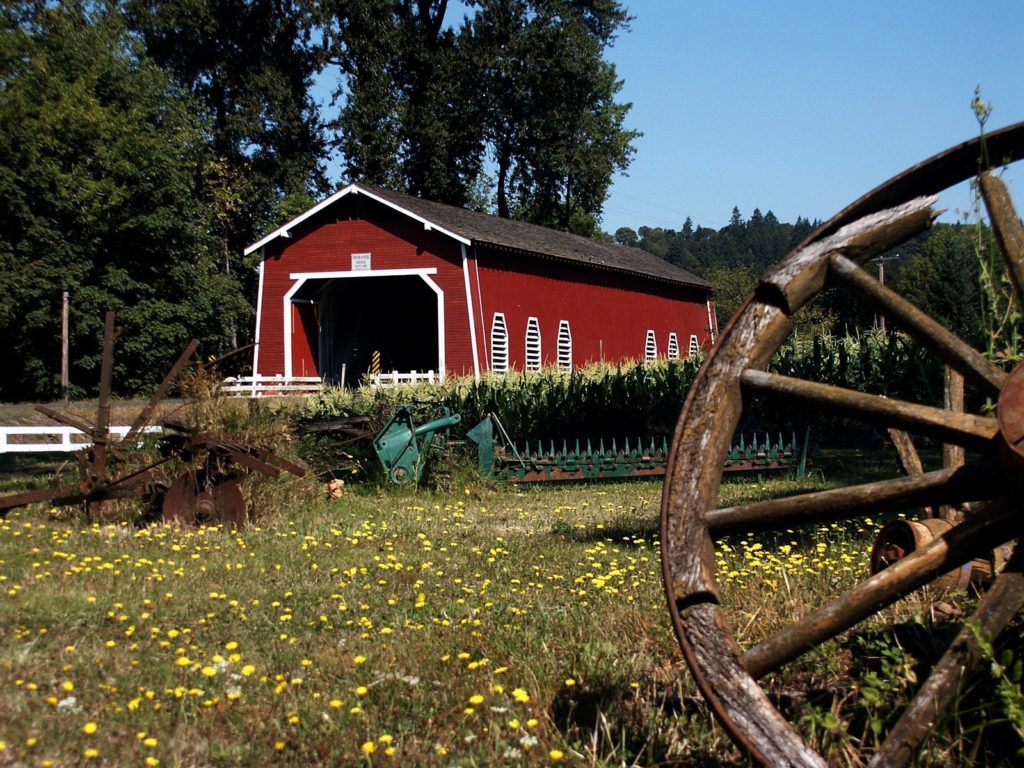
[
  {"left": 525, "top": 317, "right": 541, "bottom": 372},
  {"left": 557, "top": 321, "right": 572, "bottom": 371},
  {"left": 491, "top": 313, "right": 509, "bottom": 373},
  {"left": 645, "top": 330, "right": 657, "bottom": 362},
  {"left": 667, "top": 332, "right": 680, "bottom": 360},
  {"left": 688, "top": 334, "right": 700, "bottom": 357}
]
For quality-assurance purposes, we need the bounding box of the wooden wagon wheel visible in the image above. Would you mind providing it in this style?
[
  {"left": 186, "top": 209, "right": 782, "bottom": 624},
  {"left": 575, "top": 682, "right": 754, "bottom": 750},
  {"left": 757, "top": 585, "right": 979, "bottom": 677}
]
[{"left": 661, "top": 121, "right": 1024, "bottom": 768}]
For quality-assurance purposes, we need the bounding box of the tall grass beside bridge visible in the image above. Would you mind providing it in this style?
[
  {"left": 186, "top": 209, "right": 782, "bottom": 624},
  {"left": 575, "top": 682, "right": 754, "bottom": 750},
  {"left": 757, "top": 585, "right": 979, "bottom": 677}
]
[{"left": 307, "top": 331, "right": 943, "bottom": 447}]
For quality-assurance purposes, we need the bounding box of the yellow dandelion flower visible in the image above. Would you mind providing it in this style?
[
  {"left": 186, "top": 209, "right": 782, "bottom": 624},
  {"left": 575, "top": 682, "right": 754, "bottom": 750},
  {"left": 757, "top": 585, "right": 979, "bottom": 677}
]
[
  {"left": 468, "top": 694, "right": 484, "bottom": 705},
  {"left": 512, "top": 688, "right": 530, "bottom": 703},
  {"left": 550, "top": 749, "right": 565, "bottom": 760},
  {"left": 82, "top": 722, "right": 98, "bottom": 735},
  {"left": 84, "top": 748, "right": 99, "bottom": 759},
  {"left": 361, "top": 741, "right": 377, "bottom": 754}
]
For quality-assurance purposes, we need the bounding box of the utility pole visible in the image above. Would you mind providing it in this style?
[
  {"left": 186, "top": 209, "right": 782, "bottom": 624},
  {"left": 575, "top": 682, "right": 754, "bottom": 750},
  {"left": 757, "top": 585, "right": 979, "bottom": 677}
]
[
  {"left": 61, "top": 290, "right": 69, "bottom": 401},
  {"left": 873, "top": 254, "right": 898, "bottom": 333}
]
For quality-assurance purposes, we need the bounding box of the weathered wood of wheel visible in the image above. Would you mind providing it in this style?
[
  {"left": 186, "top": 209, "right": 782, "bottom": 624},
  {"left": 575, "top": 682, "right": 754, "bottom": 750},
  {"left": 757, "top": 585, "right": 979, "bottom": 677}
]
[{"left": 661, "top": 122, "right": 1024, "bottom": 768}]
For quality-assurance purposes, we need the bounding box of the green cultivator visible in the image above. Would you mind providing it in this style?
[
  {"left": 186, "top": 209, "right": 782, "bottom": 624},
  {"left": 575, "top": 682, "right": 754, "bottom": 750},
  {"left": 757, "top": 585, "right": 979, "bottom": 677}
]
[{"left": 467, "top": 414, "right": 808, "bottom": 482}]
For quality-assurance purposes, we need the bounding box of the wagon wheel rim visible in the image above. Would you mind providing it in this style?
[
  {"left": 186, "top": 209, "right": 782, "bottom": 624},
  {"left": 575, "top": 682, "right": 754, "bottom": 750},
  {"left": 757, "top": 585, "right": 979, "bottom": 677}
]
[{"left": 661, "top": 121, "right": 1024, "bottom": 768}]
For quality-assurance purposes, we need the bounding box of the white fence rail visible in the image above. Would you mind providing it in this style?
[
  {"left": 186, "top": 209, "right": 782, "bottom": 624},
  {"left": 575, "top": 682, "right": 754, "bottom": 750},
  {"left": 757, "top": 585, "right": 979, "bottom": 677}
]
[
  {"left": 221, "top": 375, "right": 323, "bottom": 397},
  {"left": 369, "top": 370, "right": 438, "bottom": 387},
  {"left": 219, "top": 371, "right": 440, "bottom": 396},
  {"left": 0, "top": 425, "right": 162, "bottom": 454}
]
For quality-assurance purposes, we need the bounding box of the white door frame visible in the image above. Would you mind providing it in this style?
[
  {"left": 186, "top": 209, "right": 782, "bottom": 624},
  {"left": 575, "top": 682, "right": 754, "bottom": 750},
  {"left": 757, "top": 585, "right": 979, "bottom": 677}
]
[{"left": 282, "top": 268, "right": 444, "bottom": 380}]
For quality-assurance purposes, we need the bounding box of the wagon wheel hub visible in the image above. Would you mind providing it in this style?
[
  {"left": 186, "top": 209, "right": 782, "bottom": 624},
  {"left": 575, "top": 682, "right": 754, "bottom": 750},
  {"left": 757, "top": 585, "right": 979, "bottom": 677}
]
[{"left": 998, "top": 362, "right": 1024, "bottom": 472}]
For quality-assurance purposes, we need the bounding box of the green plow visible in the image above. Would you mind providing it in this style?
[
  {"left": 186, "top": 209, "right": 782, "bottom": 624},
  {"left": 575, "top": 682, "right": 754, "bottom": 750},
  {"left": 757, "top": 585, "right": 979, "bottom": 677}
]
[{"left": 467, "top": 414, "right": 809, "bottom": 483}]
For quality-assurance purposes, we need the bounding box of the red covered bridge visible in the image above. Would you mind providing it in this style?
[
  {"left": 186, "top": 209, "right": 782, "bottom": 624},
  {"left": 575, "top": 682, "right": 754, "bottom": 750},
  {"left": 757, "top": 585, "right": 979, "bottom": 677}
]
[{"left": 245, "top": 184, "right": 717, "bottom": 384}]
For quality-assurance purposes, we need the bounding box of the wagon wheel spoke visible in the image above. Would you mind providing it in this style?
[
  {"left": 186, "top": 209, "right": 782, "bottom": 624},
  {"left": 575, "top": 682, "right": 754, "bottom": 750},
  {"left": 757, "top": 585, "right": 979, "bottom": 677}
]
[
  {"left": 869, "top": 546, "right": 1024, "bottom": 768},
  {"left": 740, "top": 501, "right": 1017, "bottom": 680},
  {"left": 979, "top": 172, "right": 1024, "bottom": 308},
  {"left": 739, "top": 369, "right": 999, "bottom": 449},
  {"left": 705, "top": 462, "right": 1005, "bottom": 535},
  {"left": 827, "top": 254, "right": 1006, "bottom": 396}
]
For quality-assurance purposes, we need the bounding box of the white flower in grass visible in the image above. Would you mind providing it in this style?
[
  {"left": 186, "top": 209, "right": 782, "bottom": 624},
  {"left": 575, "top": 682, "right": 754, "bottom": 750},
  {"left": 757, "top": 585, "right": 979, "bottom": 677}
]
[{"left": 56, "top": 696, "right": 80, "bottom": 713}]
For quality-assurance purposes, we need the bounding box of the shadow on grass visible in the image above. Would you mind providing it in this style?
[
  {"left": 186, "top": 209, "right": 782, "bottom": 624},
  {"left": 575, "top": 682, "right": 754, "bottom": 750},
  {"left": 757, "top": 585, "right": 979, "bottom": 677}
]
[{"left": 550, "top": 677, "right": 746, "bottom": 766}]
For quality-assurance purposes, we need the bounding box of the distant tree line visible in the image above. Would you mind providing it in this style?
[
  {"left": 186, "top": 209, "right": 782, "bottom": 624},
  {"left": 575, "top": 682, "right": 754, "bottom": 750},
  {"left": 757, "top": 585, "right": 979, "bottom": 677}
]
[
  {"left": 620, "top": 207, "right": 991, "bottom": 350},
  {"left": 0, "top": 0, "right": 638, "bottom": 400}
]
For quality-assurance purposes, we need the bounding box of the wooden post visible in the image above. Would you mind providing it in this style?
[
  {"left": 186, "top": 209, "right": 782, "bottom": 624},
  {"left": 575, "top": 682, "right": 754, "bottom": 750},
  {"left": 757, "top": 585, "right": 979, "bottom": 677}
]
[
  {"left": 940, "top": 366, "right": 965, "bottom": 522},
  {"left": 61, "top": 290, "right": 69, "bottom": 401}
]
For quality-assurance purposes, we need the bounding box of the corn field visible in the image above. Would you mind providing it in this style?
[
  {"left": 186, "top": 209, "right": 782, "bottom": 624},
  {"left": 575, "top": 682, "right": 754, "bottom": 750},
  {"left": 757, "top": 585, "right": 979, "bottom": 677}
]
[{"left": 307, "top": 331, "right": 948, "bottom": 448}]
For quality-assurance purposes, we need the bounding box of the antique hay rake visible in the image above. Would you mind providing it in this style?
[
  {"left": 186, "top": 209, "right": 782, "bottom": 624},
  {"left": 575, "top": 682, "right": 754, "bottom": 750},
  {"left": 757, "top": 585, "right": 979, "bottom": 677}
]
[
  {"left": 661, "top": 121, "right": 1024, "bottom": 766},
  {"left": 0, "top": 312, "right": 305, "bottom": 528}
]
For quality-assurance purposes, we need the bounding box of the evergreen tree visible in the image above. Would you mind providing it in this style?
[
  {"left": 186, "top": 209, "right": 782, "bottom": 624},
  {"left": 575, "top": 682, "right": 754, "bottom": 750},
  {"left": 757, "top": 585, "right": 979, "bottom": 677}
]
[{"left": 891, "top": 225, "right": 985, "bottom": 346}]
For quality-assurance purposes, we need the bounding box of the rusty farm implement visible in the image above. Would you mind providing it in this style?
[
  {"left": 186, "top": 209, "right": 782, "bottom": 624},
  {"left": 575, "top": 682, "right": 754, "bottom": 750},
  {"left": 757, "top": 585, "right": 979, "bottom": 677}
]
[
  {"left": 0, "top": 312, "right": 305, "bottom": 528},
  {"left": 660, "top": 121, "right": 1024, "bottom": 767}
]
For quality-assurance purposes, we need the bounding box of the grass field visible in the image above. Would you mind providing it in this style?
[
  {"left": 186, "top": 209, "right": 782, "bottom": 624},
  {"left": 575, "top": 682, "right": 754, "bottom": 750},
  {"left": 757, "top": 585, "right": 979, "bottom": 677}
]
[{"left": 0, "top": 448, "right": 1018, "bottom": 767}]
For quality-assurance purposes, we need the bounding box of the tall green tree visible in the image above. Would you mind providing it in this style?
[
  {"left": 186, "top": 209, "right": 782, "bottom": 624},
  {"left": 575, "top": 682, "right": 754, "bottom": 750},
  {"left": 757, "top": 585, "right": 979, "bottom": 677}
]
[
  {"left": 891, "top": 225, "right": 985, "bottom": 347},
  {"left": 323, "top": 0, "right": 638, "bottom": 235},
  {"left": 322, "top": 0, "right": 486, "bottom": 206},
  {"left": 467, "top": 0, "right": 638, "bottom": 234},
  {"left": 125, "top": 0, "right": 327, "bottom": 263},
  {"left": 0, "top": 1, "right": 249, "bottom": 399}
]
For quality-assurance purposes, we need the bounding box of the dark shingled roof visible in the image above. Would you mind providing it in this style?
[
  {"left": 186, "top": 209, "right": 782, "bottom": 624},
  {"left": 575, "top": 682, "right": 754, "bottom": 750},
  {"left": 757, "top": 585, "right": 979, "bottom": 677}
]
[{"left": 359, "top": 185, "right": 710, "bottom": 291}]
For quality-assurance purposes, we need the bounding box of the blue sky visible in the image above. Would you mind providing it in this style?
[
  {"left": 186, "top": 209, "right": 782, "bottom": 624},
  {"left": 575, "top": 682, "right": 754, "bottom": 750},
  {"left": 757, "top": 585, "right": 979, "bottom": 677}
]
[{"left": 600, "top": 1, "right": 1024, "bottom": 233}]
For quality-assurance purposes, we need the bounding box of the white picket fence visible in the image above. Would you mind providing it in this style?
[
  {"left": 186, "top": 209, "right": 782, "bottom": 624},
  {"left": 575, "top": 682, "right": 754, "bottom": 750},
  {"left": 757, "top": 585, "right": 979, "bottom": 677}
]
[
  {"left": 220, "top": 375, "right": 323, "bottom": 397},
  {"left": 0, "top": 425, "right": 162, "bottom": 454},
  {"left": 220, "top": 371, "right": 438, "bottom": 395},
  {"left": 368, "top": 370, "right": 438, "bottom": 387}
]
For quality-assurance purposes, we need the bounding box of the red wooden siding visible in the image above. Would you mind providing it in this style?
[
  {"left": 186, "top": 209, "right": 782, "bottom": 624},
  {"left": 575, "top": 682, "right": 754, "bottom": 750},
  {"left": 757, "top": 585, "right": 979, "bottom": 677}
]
[{"left": 474, "top": 249, "right": 714, "bottom": 371}]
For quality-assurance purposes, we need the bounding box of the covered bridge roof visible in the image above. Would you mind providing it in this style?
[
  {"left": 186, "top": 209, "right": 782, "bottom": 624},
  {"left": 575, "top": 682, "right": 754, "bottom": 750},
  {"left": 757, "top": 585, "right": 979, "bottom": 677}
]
[{"left": 246, "top": 183, "right": 710, "bottom": 291}]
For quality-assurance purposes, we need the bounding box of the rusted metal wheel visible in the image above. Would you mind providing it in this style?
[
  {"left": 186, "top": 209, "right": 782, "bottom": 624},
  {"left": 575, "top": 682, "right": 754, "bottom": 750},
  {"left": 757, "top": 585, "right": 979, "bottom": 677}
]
[
  {"left": 162, "top": 470, "right": 247, "bottom": 530},
  {"left": 661, "top": 122, "right": 1024, "bottom": 768}
]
